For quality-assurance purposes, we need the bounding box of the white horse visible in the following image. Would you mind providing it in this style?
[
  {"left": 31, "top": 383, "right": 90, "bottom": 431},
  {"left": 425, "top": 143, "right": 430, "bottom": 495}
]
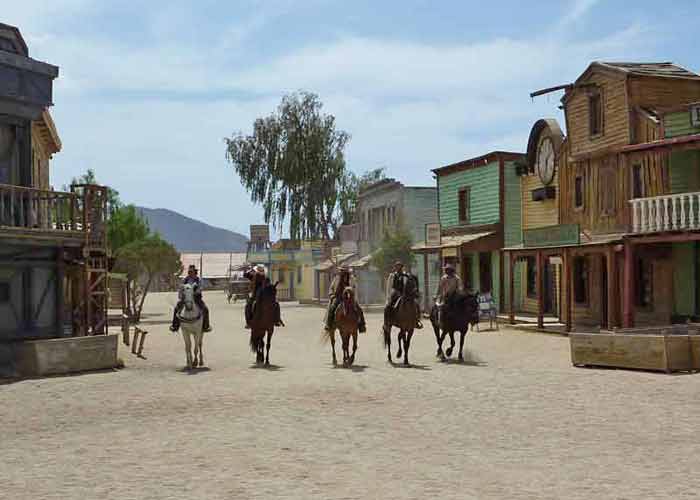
[{"left": 176, "top": 283, "right": 205, "bottom": 370}]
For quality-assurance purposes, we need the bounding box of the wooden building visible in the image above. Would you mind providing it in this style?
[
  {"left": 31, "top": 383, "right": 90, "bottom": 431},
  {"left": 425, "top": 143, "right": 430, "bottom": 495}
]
[
  {"left": 0, "top": 24, "right": 109, "bottom": 375},
  {"left": 417, "top": 151, "right": 524, "bottom": 312},
  {"left": 508, "top": 61, "right": 700, "bottom": 331}
]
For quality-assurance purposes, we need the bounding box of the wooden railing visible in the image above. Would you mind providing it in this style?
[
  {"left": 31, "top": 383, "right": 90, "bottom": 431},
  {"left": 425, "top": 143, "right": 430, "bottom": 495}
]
[
  {"left": 630, "top": 191, "right": 700, "bottom": 233},
  {"left": 0, "top": 183, "right": 82, "bottom": 235}
]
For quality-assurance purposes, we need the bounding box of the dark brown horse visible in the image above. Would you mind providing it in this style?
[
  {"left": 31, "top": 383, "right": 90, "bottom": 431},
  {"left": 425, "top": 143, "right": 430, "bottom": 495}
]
[
  {"left": 322, "top": 286, "right": 359, "bottom": 366},
  {"left": 430, "top": 291, "right": 479, "bottom": 362},
  {"left": 249, "top": 281, "right": 278, "bottom": 365},
  {"left": 382, "top": 274, "right": 420, "bottom": 365}
]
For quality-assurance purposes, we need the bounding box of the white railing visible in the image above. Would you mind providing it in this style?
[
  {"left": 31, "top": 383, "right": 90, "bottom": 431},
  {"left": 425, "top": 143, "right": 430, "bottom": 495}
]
[{"left": 630, "top": 191, "right": 700, "bottom": 233}]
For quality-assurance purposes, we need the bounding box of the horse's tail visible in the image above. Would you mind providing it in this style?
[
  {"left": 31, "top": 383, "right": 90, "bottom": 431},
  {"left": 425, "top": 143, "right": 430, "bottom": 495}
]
[
  {"left": 381, "top": 324, "right": 391, "bottom": 348},
  {"left": 249, "top": 331, "right": 258, "bottom": 353}
]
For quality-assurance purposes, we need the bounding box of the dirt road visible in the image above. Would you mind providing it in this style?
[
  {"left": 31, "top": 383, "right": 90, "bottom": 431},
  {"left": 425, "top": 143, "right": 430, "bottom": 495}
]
[{"left": 4, "top": 291, "right": 700, "bottom": 499}]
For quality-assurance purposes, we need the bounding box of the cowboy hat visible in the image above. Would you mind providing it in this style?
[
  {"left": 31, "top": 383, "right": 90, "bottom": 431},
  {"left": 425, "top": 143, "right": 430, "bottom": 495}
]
[
  {"left": 253, "top": 264, "right": 266, "bottom": 273},
  {"left": 444, "top": 263, "right": 455, "bottom": 271}
]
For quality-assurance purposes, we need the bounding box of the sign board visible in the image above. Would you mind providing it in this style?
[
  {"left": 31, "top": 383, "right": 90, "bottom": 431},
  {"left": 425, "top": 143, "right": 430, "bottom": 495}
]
[
  {"left": 442, "top": 247, "right": 458, "bottom": 258},
  {"left": 523, "top": 224, "right": 580, "bottom": 248},
  {"left": 425, "top": 223, "right": 442, "bottom": 246},
  {"left": 691, "top": 104, "right": 700, "bottom": 128},
  {"left": 249, "top": 225, "right": 270, "bottom": 243}
]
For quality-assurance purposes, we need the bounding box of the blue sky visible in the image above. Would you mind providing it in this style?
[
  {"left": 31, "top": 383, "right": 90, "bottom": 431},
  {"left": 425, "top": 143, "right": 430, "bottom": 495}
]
[{"left": 5, "top": 0, "right": 700, "bottom": 236}]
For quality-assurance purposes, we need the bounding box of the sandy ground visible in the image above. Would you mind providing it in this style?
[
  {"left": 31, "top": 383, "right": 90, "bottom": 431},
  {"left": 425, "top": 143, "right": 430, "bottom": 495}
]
[{"left": 4, "top": 291, "right": 700, "bottom": 500}]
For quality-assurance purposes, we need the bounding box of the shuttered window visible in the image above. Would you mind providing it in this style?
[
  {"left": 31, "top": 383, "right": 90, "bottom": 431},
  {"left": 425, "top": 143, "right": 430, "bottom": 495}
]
[
  {"left": 458, "top": 187, "right": 470, "bottom": 224},
  {"left": 589, "top": 89, "right": 603, "bottom": 136}
]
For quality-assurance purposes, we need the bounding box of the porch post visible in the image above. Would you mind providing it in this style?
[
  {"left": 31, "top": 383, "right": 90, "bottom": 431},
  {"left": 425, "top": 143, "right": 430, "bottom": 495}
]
[
  {"left": 509, "top": 252, "right": 515, "bottom": 325},
  {"left": 623, "top": 240, "right": 635, "bottom": 328},
  {"left": 55, "top": 247, "right": 65, "bottom": 337},
  {"left": 563, "top": 248, "right": 572, "bottom": 332},
  {"left": 536, "top": 250, "right": 544, "bottom": 329},
  {"left": 607, "top": 245, "right": 616, "bottom": 330}
]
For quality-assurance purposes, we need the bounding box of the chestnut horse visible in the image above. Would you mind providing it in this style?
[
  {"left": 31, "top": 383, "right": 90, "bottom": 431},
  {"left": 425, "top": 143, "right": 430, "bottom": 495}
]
[
  {"left": 382, "top": 274, "right": 420, "bottom": 365},
  {"left": 322, "top": 287, "right": 359, "bottom": 366}
]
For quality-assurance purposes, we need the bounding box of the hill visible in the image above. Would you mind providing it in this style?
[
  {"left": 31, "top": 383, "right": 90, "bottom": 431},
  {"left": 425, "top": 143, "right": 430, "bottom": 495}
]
[{"left": 135, "top": 206, "right": 248, "bottom": 253}]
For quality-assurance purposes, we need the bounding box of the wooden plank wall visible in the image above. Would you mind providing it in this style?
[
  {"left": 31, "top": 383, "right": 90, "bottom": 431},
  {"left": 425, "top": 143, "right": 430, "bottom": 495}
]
[
  {"left": 628, "top": 77, "right": 700, "bottom": 113},
  {"left": 566, "top": 71, "right": 630, "bottom": 157}
]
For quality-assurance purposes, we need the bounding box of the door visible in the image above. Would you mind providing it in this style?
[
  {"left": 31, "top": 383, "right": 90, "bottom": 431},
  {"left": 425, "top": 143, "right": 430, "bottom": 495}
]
[
  {"left": 479, "top": 252, "right": 492, "bottom": 294},
  {"left": 543, "top": 262, "right": 553, "bottom": 314}
]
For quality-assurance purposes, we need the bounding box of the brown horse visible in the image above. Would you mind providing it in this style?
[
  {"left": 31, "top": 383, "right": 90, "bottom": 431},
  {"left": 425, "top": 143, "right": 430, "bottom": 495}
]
[
  {"left": 249, "top": 281, "right": 278, "bottom": 366},
  {"left": 382, "top": 274, "right": 419, "bottom": 365},
  {"left": 323, "top": 287, "right": 359, "bottom": 366}
]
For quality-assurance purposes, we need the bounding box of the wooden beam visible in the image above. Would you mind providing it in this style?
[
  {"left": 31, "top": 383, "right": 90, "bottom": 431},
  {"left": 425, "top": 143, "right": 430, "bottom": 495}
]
[
  {"left": 629, "top": 232, "right": 700, "bottom": 245},
  {"left": 607, "top": 246, "right": 616, "bottom": 330},
  {"left": 536, "top": 251, "right": 544, "bottom": 329},
  {"left": 530, "top": 84, "right": 573, "bottom": 98},
  {"left": 623, "top": 241, "right": 635, "bottom": 328},
  {"left": 509, "top": 252, "right": 515, "bottom": 325}
]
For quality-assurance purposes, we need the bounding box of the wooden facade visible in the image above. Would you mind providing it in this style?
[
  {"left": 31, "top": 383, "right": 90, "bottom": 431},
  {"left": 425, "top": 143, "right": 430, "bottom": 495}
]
[{"left": 511, "top": 62, "right": 700, "bottom": 331}]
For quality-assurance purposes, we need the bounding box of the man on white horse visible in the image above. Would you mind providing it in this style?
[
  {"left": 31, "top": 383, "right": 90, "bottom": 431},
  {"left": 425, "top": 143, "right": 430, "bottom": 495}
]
[{"left": 170, "top": 265, "right": 211, "bottom": 332}]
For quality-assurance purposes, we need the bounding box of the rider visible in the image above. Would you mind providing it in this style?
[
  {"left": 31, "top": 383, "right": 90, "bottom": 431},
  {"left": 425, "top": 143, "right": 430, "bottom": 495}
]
[
  {"left": 244, "top": 264, "right": 284, "bottom": 329},
  {"left": 325, "top": 266, "right": 367, "bottom": 333},
  {"left": 435, "top": 263, "right": 464, "bottom": 307},
  {"left": 384, "top": 261, "right": 423, "bottom": 329},
  {"left": 170, "top": 264, "right": 211, "bottom": 332}
]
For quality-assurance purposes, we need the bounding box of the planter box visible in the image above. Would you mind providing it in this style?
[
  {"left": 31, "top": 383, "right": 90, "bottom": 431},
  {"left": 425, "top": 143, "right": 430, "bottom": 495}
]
[
  {"left": 570, "top": 332, "right": 695, "bottom": 373},
  {"left": 2, "top": 334, "right": 119, "bottom": 378}
]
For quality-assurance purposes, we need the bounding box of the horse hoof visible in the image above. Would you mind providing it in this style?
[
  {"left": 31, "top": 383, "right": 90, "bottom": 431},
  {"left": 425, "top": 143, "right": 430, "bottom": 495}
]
[
  {"left": 349, "top": 354, "right": 355, "bottom": 366},
  {"left": 403, "top": 359, "right": 409, "bottom": 366},
  {"left": 458, "top": 355, "right": 464, "bottom": 362},
  {"left": 333, "top": 359, "right": 337, "bottom": 366},
  {"left": 265, "top": 360, "right": 270, "bottom": 366},
  {"left": 446, "top": 347, "right": 454, "bottom": 357},
  {"left": 396, "top": 350, "right": 402, "bottom": 358}
]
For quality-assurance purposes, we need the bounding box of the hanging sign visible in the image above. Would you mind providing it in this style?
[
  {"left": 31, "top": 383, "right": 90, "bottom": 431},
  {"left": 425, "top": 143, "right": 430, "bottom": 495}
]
[{"left": 425, "top": 223, "right": 442, "bottom": 246}]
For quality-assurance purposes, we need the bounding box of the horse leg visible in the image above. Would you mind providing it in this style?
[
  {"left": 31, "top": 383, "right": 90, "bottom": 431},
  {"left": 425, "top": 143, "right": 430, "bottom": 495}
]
[
  {"left": 182, "top": 331, "right": 192, "bottom": 369},
  {"left": 198, "top": 331, "right": 204, "bottom": 367},
  {"left": 446, "top": 331, "right": 456, "bottom": 358},
  {"left": 433, "top": 326, "right": 442, "bottom": 357},
  {"left": 459, "top": 328, "right": 467, "bottom": 362},
  {"left": 437, "top": 331, "right": 448, "bottom": 361},
  {"left": 265, "top": 330, "right": 272, "bottom": 366},
  {"left": 403, "top": 330, "right": 414, "bottom": 365},
  {"left": 341, "top": 332, "right": 350, "bottom": 366},
  {"left": 349, "top": 331, "right": 357, "bottom": 366},
  {"left": 385, "top": 326, "right": 393, "bottom": 364},
  {"left": 396, "top": 330, "right": 404, "bottom": 360},
  {"left": 330, "top": 329, "right": 337, "bottom": 366}
]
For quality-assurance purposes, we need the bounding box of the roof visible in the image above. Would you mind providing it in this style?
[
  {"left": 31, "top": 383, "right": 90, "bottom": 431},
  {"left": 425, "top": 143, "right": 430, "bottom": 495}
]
[
  {"left": 594, "top": 62, "right": 700, "bottom": 80},
  {"left": 502, "top": 233, "right": 624, "bottom": 252},
  {"left": 33, "top": 109, "right": 62, "bottom": 155},
  {"left": 619, "top": 133, "right": 700, "bottom": 154},
  {"left": 411, "top": 232, "right": 494, "bottom": 252},
  {"left": 0, "top": 23, "right": 28, "bottom": 56},
  {"left": 180, "top": 252, "right": 247, "bottom": 278},
  {"left": 433, "top": 151, "right": 524, "bottom": 176},
  {"left": 314, "top": 253, "right": 357, "bottom": 272}
]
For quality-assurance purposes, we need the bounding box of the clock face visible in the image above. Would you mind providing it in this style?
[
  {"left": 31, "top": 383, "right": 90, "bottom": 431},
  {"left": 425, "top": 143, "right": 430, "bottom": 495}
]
[{"left": 536, "top": 135, "right": 555, "bottom": 185}]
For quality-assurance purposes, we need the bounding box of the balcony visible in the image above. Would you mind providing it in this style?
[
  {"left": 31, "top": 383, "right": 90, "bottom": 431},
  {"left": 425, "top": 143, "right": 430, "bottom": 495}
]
[
  {"left": 630, "top": 191, "right": 700, "bottom": 234},
  {"left": 0, "top": 183, "right": 95, "bottom": 243}
]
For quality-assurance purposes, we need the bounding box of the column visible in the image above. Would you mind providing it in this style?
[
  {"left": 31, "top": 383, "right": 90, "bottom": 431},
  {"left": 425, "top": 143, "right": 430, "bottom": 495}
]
[
  {"left": 563, "top": 248, "right": 572, "bottom": 333},
  {"left": 536, "top": 251, "right": 544, "bottom": 329},
  {"left": 623, "top": 241, "right": 635, "bottom": 328},
  {"left": 509, "top": 252, "right": 515, "bottom": 325},
  {"left": 607, "top": 246, "right": 616, "bottom": 330}
]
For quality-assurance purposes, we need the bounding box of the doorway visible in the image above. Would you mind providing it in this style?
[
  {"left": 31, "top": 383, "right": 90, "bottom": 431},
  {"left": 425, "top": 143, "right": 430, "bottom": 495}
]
[{"left": 479, "top": 252, "right": 492, "bottom": 294}]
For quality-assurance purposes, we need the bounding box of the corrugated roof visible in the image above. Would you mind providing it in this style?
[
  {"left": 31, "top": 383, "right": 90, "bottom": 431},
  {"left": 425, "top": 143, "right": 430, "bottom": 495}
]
[
  {"left": 180, "top": 252, "right": 247, "bottom": 278},
  {"left": 596, "top": 62, "right": 700, "bottom": 80},
  {"left": 411, "top": 232, "right": 494, "bottom": 252}
]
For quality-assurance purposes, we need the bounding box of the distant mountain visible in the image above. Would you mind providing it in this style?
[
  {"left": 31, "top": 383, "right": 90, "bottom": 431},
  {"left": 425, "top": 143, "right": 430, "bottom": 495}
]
[{"left": 135, "top": 206, "right": 248, "bottom": 253}]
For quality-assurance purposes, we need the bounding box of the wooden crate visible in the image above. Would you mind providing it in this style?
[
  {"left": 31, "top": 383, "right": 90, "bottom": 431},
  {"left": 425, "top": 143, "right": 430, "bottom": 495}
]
[{"left": 570, "top": 332, "right": 694, "bottom": 373}]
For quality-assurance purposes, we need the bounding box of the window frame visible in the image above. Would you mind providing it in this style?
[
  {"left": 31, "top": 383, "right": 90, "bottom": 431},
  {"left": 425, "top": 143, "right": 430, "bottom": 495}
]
[
  {"left": 588, "top": 88, "right": 604, "bottom": 138},
  {"left": 458, "top": 187, "right": 471, "bottom": 224}
]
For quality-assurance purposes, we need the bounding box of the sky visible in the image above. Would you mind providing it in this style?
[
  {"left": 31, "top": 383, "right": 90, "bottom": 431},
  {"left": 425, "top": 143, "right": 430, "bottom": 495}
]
[{"left": 5, "top": 0, "right": 700, "bottom": 236}]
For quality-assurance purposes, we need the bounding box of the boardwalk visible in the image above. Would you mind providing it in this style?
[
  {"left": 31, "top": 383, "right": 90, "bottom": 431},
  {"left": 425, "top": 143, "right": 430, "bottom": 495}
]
[{"left": 4, "top": 292, "right": 700, "bottom": 500}]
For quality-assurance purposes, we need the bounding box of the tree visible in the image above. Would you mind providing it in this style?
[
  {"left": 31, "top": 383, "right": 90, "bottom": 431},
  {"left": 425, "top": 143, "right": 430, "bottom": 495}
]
[
  {"left": 370, "top": 226, "right": 416, "bottom": 278},
  {"left": 113, "top": 234, "right": 182, "bottom": 322},
  {"left": 107, "top": 205, "right": 150, "bottom": 254},
  {"left": 63, "top": 168, "right": 121, "bottom": 212},
  {"left": 225, "top": 91, "right": 350, "bottom": 240},
  {"left": 337, "top": 167, "right": 387, "bottom": 226}
]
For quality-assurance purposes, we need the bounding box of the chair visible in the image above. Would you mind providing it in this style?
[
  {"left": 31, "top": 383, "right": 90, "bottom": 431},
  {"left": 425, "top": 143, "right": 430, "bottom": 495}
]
[{"left": 476, "top": 292, "right": 499, "bottom": 332}]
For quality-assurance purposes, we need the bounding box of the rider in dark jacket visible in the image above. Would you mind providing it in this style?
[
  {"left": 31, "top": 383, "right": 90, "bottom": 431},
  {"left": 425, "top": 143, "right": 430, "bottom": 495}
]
[
  {"left": 170, "top": 265, "right": 211, "bottom": 332},
  {"left": 244, "top": 265, "right": 283, "bottom": 328}
]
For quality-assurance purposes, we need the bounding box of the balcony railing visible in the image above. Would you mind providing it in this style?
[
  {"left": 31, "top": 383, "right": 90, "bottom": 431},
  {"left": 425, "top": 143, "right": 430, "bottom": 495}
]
[
  {"left": 630, "top": 191, "right": 700, "bottom": 234},
  {"left": 0, "top": 183, "right": 82, "bottom": 236}
]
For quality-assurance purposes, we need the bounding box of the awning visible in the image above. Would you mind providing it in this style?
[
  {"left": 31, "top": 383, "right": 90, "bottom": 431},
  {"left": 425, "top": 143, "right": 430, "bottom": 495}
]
[
  {"left": 502, "top": 233, "right": 624, "bottom": 252},
  {"left": 411, "top": 231, "right": 494, "bottom": 252},
  {"left": 313, "top": 253, "right": 356, "bottom": 271}
]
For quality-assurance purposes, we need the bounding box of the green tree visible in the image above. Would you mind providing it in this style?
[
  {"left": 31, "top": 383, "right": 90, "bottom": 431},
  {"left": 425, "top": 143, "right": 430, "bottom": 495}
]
[
  {"left": 370, "top": 226, "right": 416, "bottom": 278},
  {"left": 337, "top": 167, "right": 387, "bottom": 225},
  {"left": 113, "top": 234, "right": 182, "bottom": 322},
  {"left": 225, "top": 91, "right": 350, "bottom": 240},
  {"left": 107, "top": 205, "right": 150, "bottom": 254}
]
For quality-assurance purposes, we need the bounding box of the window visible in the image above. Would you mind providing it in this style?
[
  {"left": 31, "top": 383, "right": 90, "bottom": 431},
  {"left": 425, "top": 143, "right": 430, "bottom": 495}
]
[
  {"left": 479, "top": 252, "right": 492, "bottom": 293},
  {"left": 632, "top": 164, "right": 644, "bottom": 199},
  {"left": 599, "top": 167, "right": 616, "bottom": 216},
  {"left": 636, "top": 259, "right": 653, "bottom": 308},
  {"left": 297, "top": 267, "right": 303, "bottom": 284},
  {"left": 589, "top": 89, "right": 603, "bottom": 136},
  {"left": 526, "top": 257, "right": 537, "bottom": 298},
  {"left": 573, "top": 257, "right": 589, "bottom": 304},
  {"left": 574, "top": 174, "right": 585, "bottom": 209},
  {"left": 458, "top": 187, "right": 470, "bottom": 223}
]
